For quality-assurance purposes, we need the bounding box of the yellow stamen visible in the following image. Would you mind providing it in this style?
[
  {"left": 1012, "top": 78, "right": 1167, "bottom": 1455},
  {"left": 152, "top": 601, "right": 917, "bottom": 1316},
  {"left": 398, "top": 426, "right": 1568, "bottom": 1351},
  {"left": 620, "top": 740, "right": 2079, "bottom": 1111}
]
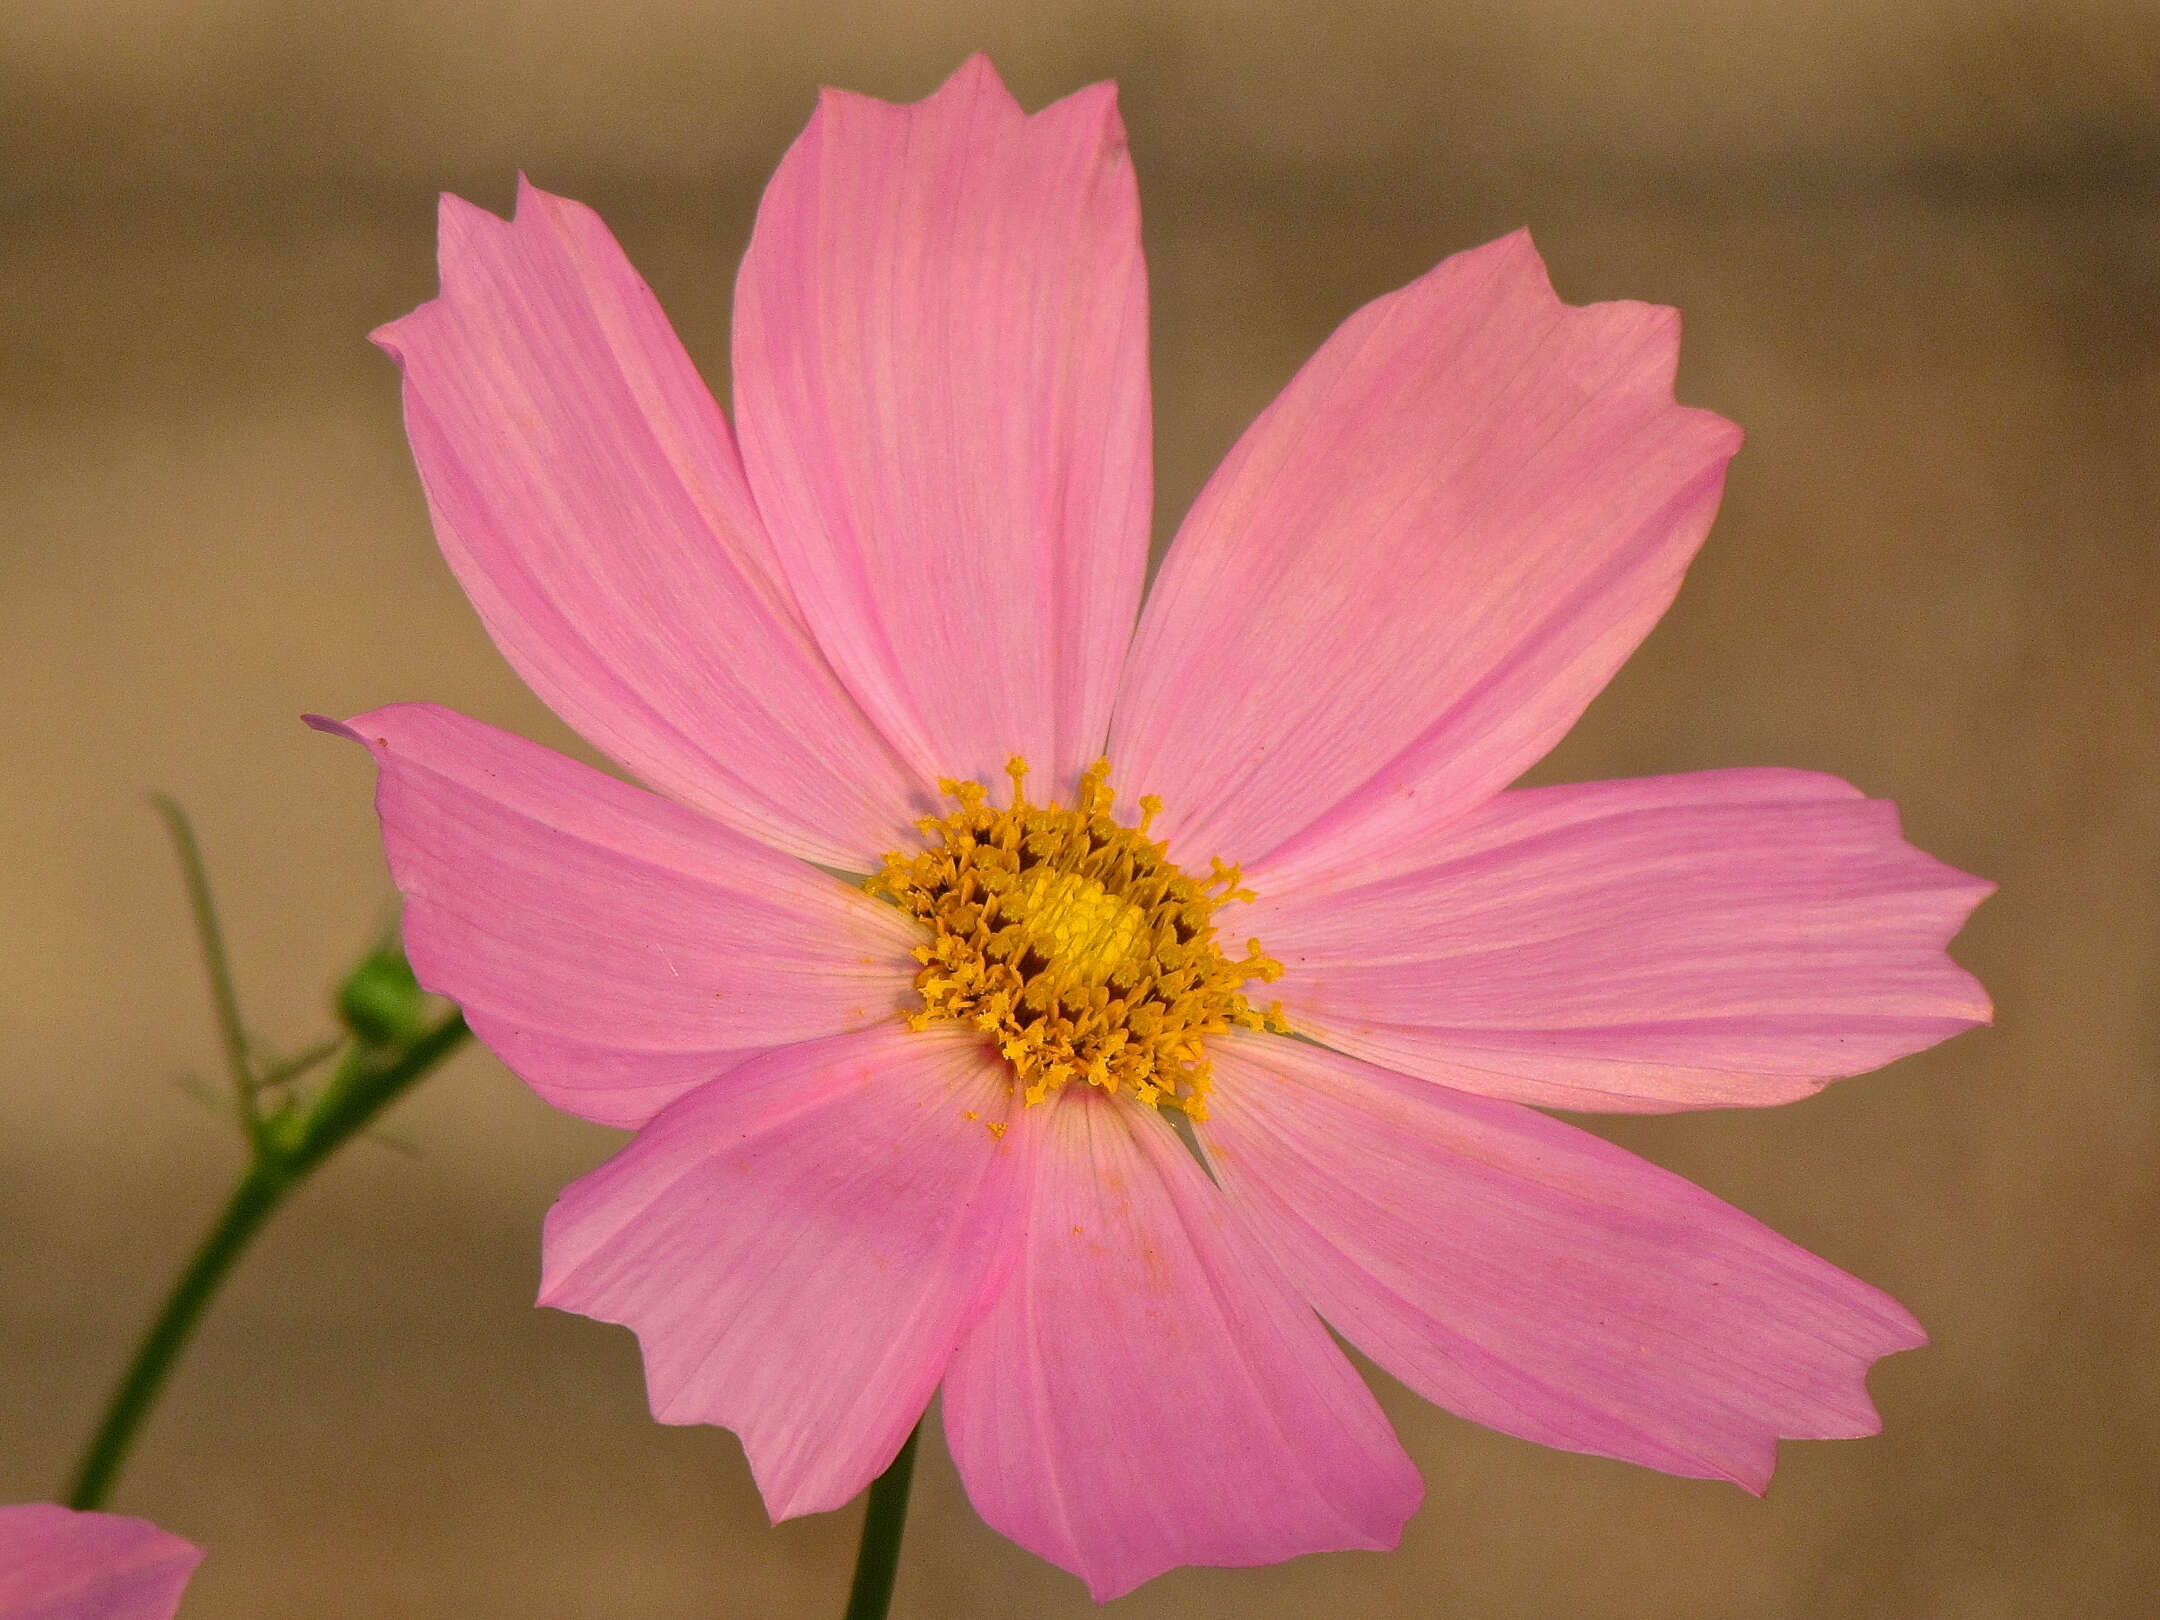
[{"left": 867, "top": 758, "right": 1285, "bottom": 1117}]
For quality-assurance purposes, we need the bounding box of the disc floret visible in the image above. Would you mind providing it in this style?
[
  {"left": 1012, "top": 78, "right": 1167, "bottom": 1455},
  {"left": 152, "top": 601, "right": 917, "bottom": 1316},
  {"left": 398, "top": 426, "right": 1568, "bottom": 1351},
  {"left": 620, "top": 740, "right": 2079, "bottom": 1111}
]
[{"left": 868, "top": 759, "right": 1285, "bottom": 1117}]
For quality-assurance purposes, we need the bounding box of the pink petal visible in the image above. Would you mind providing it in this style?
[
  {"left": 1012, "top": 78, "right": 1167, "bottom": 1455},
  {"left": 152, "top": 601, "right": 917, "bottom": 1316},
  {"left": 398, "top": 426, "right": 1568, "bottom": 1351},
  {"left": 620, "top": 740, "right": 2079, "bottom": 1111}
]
[
  {"left": 0, "top": 1505, "right": 201, "bottom": 1620},
  {"left": 1199, "top": 1033, "right": 1927, "bottom": 1491},
  {"left": 940, "top": 1089, "right": 1420, "bottom": 1602},
  {"left": 540, "top": 1025, "right": 1021, "bottom": 1520},
  {"left": 373, "top": 177, "right": 927, "bottom": 867},
  {"left": 1109, "top": 229, "right": 1742, "bottom": 873},
  {"left": 1246, "top": 768, "right": 1993, "bottom": 1112},
  {"left": 315, "top": 703, "right": 919, "bottom": 1129},
  {"left": 733, "top": 56, "right": 1151, "bottom": 795}
]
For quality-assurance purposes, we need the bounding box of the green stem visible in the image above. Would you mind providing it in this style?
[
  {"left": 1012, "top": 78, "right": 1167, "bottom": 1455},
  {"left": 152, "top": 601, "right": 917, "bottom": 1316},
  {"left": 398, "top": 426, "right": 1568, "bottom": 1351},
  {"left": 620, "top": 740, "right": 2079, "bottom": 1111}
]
[
  {"left": 65, "top": 1010, "right": 468, "bottom": 1510},
  {"left": 66, "top": 1159, "right": 288, "bottom": 1510},
  {"left": 842, "top": 1421, "right": 922, "bottom": 1620},
  {"left": 282, "top": 1012, "right": 468, "bottom": 1182}
]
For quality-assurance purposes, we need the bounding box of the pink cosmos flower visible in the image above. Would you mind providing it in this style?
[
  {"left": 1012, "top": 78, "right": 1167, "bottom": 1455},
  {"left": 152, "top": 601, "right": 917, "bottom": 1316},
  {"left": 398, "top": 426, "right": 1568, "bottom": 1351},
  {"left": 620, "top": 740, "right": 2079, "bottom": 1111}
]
[
  {"left": 321, "top": 57, "right": 1991, "bottom": 1601},
  {"left": 0, "top": 1506, "right": 201, "bottom": 1620}
]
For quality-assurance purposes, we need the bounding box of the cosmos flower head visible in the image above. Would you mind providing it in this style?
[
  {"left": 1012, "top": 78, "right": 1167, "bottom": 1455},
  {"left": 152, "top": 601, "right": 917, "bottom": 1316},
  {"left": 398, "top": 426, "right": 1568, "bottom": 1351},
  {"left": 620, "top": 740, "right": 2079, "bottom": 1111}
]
[
  {"left": 320, "top": 56, "right": 1991, "bottom": 1601},
  {"left": 0, "top": 1505, "right": 201, "bottom": 1620}
]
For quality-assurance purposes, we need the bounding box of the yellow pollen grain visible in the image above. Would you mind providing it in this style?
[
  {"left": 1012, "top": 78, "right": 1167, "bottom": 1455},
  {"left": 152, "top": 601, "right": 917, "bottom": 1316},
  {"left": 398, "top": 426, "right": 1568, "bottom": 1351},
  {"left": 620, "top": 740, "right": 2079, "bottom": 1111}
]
[{"left": 866, "top": 756, "right": 1286, "bottom": 1117}]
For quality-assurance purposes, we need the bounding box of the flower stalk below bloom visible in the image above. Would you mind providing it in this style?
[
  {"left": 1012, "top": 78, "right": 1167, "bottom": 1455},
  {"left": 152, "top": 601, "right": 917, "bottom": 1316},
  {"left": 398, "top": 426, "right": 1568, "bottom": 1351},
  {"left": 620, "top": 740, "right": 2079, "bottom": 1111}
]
[
  {"left": 65, "top": 804, "right": 468, "bottom": 1511},
  {"left": 841, "top": 1421, "right": 922, "bottom": 1620}
]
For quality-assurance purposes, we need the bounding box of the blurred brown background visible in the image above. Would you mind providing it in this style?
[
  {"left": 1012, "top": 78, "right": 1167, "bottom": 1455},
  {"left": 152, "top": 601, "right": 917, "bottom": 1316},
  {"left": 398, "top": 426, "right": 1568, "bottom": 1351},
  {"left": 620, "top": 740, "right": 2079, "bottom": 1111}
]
[{"left": 2, "top": 2, "right": 2154, "bottom": 1615}]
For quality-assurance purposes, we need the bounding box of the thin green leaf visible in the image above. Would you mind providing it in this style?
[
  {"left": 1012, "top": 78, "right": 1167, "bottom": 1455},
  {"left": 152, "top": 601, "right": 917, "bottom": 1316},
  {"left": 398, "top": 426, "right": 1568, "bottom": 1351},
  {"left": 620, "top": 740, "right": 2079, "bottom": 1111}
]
[{"left": 150, "top": 795, "right": 256, "bottom": 1128}]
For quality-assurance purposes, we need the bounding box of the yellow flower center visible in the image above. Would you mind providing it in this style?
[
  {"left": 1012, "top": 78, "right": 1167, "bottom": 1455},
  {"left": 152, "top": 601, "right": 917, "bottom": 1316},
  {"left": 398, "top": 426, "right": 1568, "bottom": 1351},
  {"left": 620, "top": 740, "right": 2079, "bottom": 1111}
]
[{"left": 868, "top": 759, "right": 1285, "bottom": 1118}]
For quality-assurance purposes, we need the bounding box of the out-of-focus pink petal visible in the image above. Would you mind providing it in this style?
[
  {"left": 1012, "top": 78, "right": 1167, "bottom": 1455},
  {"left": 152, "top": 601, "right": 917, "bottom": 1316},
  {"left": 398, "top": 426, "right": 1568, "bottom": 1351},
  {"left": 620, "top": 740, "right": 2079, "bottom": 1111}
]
[
  {"left": 540, "top": 1025, "right": 1020, "bottom": 1520},
  {"left": 0, "top": 1505, "right": 201, "bottom": 1620},
  {"left": 733, "top": 56, "right": 1151, "bottom": 795},
  {"left": 1110, "top": 229, "right": 1741, "bottom": 873},
  {"left": 315, "top": 704, "right": 918, "bottom": 1129},
  {"left": 1199, "top": 1033, "right": 1927, "bottom": 1491},
  {"left": 373, "top": 178, "right": 928, "bottom": 867},
  {"left": 940, "top": 1089, "right": 1419, "bottom": 1602},
  {"left": 1246, "top": 768, "right": 1993, "bottom": 1112}
]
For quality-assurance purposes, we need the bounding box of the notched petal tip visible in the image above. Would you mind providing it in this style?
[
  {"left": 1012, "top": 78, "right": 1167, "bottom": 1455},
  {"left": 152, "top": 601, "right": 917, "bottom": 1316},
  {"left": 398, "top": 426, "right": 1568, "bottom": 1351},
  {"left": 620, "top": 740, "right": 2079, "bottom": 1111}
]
[
  {"left": 1873, "top": 811, "right": 1998, "bottom": 1030},
  {"left": 813, "top": 50, "right": 1021, "bottom": 128},
  {"left": 940, "top": 50, "right": 1014, "bottom": 99},
  {"left": 1467, "top": 227, "right": 1743, "bottom": 439},
  {"left": 1485, "top": 223, "right": 1543, "bottom": 276},
  {"left": 1887, "top": 1304, "right": 1931, "bottom": 1355},
  {"left": 509, "top": 172, "right": 596, "bottom": 235},
  {"left": 432, "top": 188, "right": 520, "bottom": 279},
  {"left": 398, "top": 182, "right": 595, "bottom": 335},
  {"left": 809, "top": 52, "right": 1125, "bottom": 143},
  {"left": 925, "top": 51, "right": 1044, "bottom": 121},
  {"left": 368, "top": 189, "right": 519, "bottom": 360}
]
